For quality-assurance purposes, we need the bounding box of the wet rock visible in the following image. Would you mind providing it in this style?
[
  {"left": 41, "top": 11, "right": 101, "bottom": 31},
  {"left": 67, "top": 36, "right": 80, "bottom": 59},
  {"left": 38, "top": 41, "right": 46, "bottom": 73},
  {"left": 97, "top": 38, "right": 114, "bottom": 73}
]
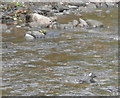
[
  {"left": 79, "top": 18, "right": 88, "bottom": 28},
  {"left": 54, "top": 12, "right": 64, "bottom": 16},
  {"left": 38, "top": 7, "right": 51, "bottom": 13},
  {"left": 105, "top": 10, "right": 111, "bottom": 14},
  {"left": 25, "top": 30, "right": 45, "bottom": 40},
  {"left": 68, "top": 2, "right": 86, "bottom": 7},
  {"left": 92, "top": 2, "right": 107, "bottom": 9},
  {"left": 106, "top": 2, "right": 117, "bottom": 8},
  {"left": 58, "top": 24, "right": 66, "bottom": 30},
  {"left": 63, "top": 10, "right": 71, "bottom": 15},
  {"left": 52, "top": 3, "right": 69, "bottom": 12},
  {"left": 59, "top": 23, "right": 74, "bottom": 30},
  {"left": 78, "top": 3, "right": 96, "bottom": 13},
  {"left": 25, "top": 29, "right": 60, "bottom": 40},
  {"left": 72, "top": 20, "right": 79, "bottom": 27},
  {"left": 68, "top": 5, "right": 78, "bottom": 9},
  {"left": 50, "top": 16, "right": 57, "bottom": 22},
  {"left": 86, "top": 19, "right": 104, "bottom": 28}
]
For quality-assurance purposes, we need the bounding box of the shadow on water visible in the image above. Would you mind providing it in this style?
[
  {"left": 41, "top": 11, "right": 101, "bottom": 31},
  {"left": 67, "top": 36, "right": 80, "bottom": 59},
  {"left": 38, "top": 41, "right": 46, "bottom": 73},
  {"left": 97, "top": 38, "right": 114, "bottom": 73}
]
[{"left": 2, "top": 8, "right": 118, "bottom": 96}]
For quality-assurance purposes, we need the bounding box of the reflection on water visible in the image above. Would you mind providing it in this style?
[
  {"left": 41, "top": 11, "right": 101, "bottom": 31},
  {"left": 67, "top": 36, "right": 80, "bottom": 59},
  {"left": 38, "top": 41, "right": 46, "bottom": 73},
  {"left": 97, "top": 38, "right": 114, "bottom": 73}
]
[{"left": 2, "top": 8, "right": 118, "bottom": 96}]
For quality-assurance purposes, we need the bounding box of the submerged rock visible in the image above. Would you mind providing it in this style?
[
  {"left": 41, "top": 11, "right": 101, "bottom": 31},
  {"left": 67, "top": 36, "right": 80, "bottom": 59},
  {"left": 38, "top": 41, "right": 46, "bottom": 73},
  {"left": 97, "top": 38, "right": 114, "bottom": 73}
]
[
  {"left": 25, "top": 30, "right": 46, "bottom": 41},
  {"left": 86, "top": 19, "right": 104, "bottom": 28},
  {"left": 25, "top": 29, "right": 60, "bottom": 41}
]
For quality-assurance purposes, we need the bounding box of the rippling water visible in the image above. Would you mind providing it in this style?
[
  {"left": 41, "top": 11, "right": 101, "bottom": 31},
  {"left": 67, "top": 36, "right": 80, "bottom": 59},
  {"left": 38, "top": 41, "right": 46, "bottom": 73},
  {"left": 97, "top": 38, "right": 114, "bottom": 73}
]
[{"left": 2, "top": 8, "right": 118, "bottom": 96}]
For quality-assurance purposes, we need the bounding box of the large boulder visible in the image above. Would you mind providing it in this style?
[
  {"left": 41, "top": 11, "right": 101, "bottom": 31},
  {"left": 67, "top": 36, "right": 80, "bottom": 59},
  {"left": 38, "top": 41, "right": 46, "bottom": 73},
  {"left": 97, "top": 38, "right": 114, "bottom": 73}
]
[{"left": 30, "top": 13, "right": 52, "bottom": 27}]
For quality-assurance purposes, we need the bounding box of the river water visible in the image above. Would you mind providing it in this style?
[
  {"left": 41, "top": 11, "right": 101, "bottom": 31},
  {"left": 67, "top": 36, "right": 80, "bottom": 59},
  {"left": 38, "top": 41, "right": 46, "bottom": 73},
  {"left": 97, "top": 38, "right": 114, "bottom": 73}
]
[{"left": 2, "top": 8, "right": 118, "bottom": 96}]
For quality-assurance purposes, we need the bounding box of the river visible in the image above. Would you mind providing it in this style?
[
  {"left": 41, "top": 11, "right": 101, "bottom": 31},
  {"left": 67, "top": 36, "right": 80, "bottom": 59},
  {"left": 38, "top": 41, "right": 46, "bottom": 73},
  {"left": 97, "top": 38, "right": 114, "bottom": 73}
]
[{"left": 2, "top": 8, "right": 118, "bottom": 96}]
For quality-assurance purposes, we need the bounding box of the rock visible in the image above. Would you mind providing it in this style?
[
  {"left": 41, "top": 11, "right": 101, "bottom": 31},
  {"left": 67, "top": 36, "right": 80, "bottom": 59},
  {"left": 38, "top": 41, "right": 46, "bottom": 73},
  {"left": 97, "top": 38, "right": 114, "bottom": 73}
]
[
  {"left": 72, "top": 20, "right": 79, "bottom": 27},
  {"left": 86, "top": 19, "right": 104, "bottom": 28},
  {"left": 78, "top": 3, "right": 96, "bottom": 13},
  {"left": 25, "top": 30, "right": 46, "bottom": 41},
  {"left": 79, "top": 18, "right": 88, "bottom": 27},
  {"left": 59, "top": 24, "right": 74, "bottom": 30},
  {"left": 25, "top": 29, "right": 60, "bottom": 40},
  {"left": 68, "top": 2, "right": 86, "bottom": 7},
  {"left": 52, "top": 3, "right": 69, "bottom": 12},
  {"left": 31, "top": 13, "right": 52, "bottom": 27},
  {"left": 63, "top": 10, "right": 71, "bottom": 15},
  {"left": 25, "top": 31, "right": 35, "bottom": 41},
  {"left": 54, "top": 12, "right": 64, "bottom": 16},
  {"left": 68, "top": 5, "right": 78, "bottom": 9},
  {"left": 95, "top": 3, "right": 108, "bottom": 9},
  {"left": 106, "top": 2, "right": 116, "bottom": 8},
  {"left": 38, "top": 7, "right": 50, "bottom": 13},
  {"left": 49, "top": 16, "right": 57, "bottom": 22}
]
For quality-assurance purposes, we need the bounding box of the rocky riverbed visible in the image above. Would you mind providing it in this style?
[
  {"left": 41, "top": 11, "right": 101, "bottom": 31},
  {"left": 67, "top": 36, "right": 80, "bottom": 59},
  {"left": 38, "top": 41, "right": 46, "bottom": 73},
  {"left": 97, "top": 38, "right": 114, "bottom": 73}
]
[{"left": 1, "top": 2, "right": 119, "bottom": 96}]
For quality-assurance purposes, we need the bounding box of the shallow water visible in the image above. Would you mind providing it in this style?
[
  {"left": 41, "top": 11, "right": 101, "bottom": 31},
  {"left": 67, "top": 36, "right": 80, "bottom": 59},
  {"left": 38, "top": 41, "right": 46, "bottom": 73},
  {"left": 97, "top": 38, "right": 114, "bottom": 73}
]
[{"left": 2, "top": 8, "right": 118, "bottom": 96}]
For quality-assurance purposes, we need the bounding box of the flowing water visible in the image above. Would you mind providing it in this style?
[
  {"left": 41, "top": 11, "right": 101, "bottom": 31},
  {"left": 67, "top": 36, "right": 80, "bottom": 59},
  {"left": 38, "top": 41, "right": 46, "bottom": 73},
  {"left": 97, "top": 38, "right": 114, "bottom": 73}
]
[{"left": 2, "top": 8, "right": 118, "bottom": 96}]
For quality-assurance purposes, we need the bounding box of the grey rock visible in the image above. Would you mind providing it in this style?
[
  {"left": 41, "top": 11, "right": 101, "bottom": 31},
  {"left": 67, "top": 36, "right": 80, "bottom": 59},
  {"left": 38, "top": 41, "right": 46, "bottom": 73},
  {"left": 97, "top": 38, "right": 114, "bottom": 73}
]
[
  {"left": 25, "top": 31, "right": 45, "bottom": 39},
  {"left": 86, "top": 19, "right": 104, "bottom": 28},
  {"left": 59, "top": 24, "right": 66, "bottom": 30},
  {"left": 65, "top": 24, "right": 74, "bottom": 30},
  {"left": 79, "top": 18, "right": 88, "bottom": 28},
  {"left": 54, "top": 12, "right": 64, "bottom": 16},
  {"left": 106, "top": 2, "right": 116, "bottom": 8},
  {"left": 68, "top": 5, "right": 78, "bottom": 9},
  {"left": 72, "top": 20, "right": 79, "bottom": 27},
  {"left": 53, "top": 3, "right": 69, "bottom": 12},
  {"left": 25, "top": 30, "right": 60, "bottom": 40},
  {"left": 78, "top": 3, "right": 96, "bottom": 13},
  {"left": 63, "top": 10, "right": 71, "bottom": 15},
  {"left": 58, "top": 23, "right": 74, "bottom": 30},
  {"left": 79, "top": 73, "right": 97, "bottom": 84},
  {"left": 68, "top": 2, "right": 86, "bottom": 7}
]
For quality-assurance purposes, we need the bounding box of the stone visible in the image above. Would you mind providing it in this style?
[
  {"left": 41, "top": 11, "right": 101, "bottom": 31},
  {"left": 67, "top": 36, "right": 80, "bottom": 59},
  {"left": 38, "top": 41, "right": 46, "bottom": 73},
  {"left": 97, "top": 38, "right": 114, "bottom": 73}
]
[
  {"left": 78, "top": 3, "right": 96, "bottom": 13},
  {"left": 68, "top": 5, "right": 78, "bottom": 9},
  {"left": 79, "top": 18, "right": 88, "bottom": 27},
  {"left": 86, "top": 19, "right": 104, "bottom": 28},
  {"left": 72, "top": 20, "right": 79, "bottom": 27},
  {"left": 25, "top": 29, "right": 60, "bottom": 40},
  {"left": 25, "top": 30, "right": 46, "bottom": 41},
  {"left": 31, "top": 13, "right": 52, "bottom": 27},
  {"left": 53, "top": 3, "right": 69, "bottom": 12}
]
